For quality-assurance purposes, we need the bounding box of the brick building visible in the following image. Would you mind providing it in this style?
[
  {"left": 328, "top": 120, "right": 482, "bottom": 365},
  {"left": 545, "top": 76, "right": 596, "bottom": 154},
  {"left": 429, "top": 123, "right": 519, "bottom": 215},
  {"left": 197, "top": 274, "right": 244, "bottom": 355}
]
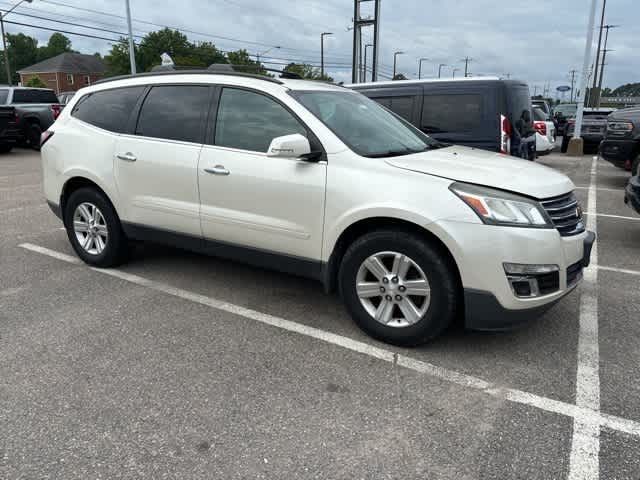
[{"left": 17, "top": 52, "right": 105, "bottom": 95}]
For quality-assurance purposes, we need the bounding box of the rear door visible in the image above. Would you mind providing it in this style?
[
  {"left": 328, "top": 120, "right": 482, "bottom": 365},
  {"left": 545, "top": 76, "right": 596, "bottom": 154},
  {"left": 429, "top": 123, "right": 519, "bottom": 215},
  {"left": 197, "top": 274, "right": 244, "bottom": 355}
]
[
  {"left": 419, "top": 85, "right": 497, "bottom": 150},
  {"left": 114, "top": 84, "right": 212, "bottom": 237}
]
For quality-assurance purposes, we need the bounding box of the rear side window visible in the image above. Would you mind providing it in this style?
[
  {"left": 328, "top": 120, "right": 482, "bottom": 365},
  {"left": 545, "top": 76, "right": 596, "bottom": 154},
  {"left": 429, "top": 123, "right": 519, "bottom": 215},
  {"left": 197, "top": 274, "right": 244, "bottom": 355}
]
[
  {"left": 214, "top": 88, "right": 306, "bottom": 152},
  {"left": 421, "top": 94, "right": 483, "bottom": 133},
  {"left": 135, "top": 85, "right": 210, "bottom": 143},
  {"left": 72, "top": 87, "right": 144, "bottom": 133},
  {"left": 12, "top": 89, "right": 59, "bottom": 103},
  {"left": 0, "top": 89, "right": 8, "bottom": 104}
]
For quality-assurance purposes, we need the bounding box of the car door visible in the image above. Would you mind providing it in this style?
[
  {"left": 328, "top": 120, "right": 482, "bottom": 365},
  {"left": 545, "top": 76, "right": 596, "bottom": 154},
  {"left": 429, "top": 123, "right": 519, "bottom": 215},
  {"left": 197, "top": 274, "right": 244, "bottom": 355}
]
[
  {"left": 198, "top": 86, "right": 327, "bottom": 262},
  {"left": 114, "top": 84, "right": 212, "bottom": 237}
]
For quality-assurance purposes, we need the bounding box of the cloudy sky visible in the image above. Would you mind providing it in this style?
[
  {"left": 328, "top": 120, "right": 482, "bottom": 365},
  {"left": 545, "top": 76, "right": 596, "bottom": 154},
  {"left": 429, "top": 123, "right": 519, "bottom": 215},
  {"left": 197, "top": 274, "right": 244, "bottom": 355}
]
[{"left": 3, "top": 0, "right": 638, "bottom": 95}]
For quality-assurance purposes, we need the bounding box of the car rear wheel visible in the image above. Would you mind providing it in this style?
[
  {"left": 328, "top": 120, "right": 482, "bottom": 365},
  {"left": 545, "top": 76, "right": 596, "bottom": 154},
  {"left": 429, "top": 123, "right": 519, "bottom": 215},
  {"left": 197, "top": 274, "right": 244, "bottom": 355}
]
[
  {"left": 27, "top": 123, "right": 42, "bottom": 151},
  {"left": 64, "top": 187, "right": 128, "bottom": 267},
  {"left": 339, "top": 230, "right": 459, "bottom": 346},
  {"left": 0, "top": 143, "right": 13, "bottom": 153}
]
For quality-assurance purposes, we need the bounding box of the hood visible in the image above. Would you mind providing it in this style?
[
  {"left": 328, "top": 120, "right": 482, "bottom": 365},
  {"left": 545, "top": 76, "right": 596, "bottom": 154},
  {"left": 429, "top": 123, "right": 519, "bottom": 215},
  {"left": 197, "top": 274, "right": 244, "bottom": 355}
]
[{"left": 386, "top": 145, "right": 574, "bottom": 199}]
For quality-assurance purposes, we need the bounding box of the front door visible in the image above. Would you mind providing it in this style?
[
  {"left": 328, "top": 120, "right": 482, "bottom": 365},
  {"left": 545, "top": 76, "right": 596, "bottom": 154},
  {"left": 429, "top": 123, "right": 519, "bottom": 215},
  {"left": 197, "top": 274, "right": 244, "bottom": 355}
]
[
  {"left": 114, "top": 84, "right": 212, "bottom": 237},
  {"left": 198, "top": 87, "right": 326, "bottom": 261}
]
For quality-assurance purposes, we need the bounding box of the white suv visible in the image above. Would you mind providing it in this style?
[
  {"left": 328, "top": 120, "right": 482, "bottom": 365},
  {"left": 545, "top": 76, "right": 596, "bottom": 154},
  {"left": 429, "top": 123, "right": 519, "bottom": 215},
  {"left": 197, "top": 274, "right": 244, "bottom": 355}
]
[{"left": 41, "top": 70, "right": 595, "bottom": 346}]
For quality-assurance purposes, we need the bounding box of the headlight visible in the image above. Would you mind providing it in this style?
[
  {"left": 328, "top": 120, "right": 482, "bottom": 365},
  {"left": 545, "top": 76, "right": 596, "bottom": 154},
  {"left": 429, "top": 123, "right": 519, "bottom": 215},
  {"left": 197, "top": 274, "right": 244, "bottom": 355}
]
[
  {"left": 450, "top": 182, "right": 553, "bottom": 228},
  {"left": 607, "top": 121, "right": 634, "bottom": 133}
]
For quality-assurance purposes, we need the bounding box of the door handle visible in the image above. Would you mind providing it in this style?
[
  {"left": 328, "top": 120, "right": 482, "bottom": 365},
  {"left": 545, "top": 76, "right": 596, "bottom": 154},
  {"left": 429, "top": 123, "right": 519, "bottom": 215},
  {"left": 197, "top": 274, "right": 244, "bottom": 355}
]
[
  {"left": 116, "top": 152, "right": 137, "bottom": 162},
  {"left": 204, "top": 165, "right": 230, "bottom": 176}
]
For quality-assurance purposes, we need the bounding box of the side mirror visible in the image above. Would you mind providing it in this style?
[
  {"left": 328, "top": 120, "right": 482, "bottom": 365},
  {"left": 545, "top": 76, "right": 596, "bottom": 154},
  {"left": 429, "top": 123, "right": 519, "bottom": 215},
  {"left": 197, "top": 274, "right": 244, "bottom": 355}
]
[{"left": 267, "top": 134, "right": 311, "bottom": 159}]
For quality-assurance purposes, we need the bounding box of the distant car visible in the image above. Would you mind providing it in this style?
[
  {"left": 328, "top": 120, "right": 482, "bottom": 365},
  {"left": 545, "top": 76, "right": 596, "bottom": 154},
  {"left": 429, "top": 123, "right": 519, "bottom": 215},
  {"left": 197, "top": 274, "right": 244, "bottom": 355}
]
[
  {"left": 625, "top": 173, "right": 640, "bottom": 214},
  {"left": 533, "top": 107, "right": 555, "bottom": 155},
  {"left": 600, "top": 107, "right": 640, "bottom": 175},
  {"left": 532, "top": 99, "right": 552, "bottom": 117},
  {"left": 348, "top": 77, "right": 535, "bottom": 158},
  {"left": 554, "top": 103, "right": 577, "bottom": 136},
  {"left": 561, "top": 108, "right": 615, "bottom": 153},
  {"left": 0, "top": 86, "right": 61, "bottom": 149},
  {"left": 58, "top": 91, "right": 76, "bottom": 107}
]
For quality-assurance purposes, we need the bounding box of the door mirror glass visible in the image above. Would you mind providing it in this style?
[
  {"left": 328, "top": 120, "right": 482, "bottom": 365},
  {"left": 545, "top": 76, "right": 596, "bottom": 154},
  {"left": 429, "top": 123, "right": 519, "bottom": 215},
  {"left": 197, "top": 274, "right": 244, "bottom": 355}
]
[{"left": 267, "top": 134, "right": 311, "bottom": 158}]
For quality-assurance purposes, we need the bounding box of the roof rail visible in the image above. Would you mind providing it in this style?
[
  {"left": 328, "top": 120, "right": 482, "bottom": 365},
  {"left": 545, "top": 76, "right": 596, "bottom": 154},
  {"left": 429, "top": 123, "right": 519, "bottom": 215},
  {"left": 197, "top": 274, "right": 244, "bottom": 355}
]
[{"left": 95, "top": 66, "right": 286, "bottom": 86}]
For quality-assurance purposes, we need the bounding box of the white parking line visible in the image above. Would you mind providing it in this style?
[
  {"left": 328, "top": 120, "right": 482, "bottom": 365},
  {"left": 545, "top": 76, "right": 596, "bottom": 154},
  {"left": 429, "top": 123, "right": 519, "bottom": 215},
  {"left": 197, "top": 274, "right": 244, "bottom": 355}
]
[
  {"left": 584, "top": 212, "right": 640, "bottom": 221},
  {"left": 19, "top": 242, "right": 640, "bottom": 445},
  {"left": 598, "top": 265, "right": 640, "bottom": 277},
  {"left": 568, "top": 156, "right": 601, "bottom": 480}
]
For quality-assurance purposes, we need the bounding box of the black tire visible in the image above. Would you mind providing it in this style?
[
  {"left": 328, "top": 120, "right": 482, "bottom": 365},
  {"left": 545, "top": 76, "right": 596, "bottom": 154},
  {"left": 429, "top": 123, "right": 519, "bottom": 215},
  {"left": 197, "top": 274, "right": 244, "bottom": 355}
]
[
  {"left": 0, "top": 143, "right": 13, "bottom": 153},
  {"left": 560, "top": 136, "right": 569, "bottom": 153},
  {"left": 27, "top": 123, "right": 42, "bottom": 151},
  {"left": 338, "top": 230, "right": 459, "bottom": 346},
  {"left": 64, "top": 187, "right": 129, "bottom": 268}
]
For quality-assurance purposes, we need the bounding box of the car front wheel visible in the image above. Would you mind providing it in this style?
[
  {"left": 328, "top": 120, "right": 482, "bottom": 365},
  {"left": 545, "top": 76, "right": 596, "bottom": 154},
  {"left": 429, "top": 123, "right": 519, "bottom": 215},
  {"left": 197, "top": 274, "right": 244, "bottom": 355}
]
[{"left": 339, "top": 230, "right": 459, "bottom": 346}]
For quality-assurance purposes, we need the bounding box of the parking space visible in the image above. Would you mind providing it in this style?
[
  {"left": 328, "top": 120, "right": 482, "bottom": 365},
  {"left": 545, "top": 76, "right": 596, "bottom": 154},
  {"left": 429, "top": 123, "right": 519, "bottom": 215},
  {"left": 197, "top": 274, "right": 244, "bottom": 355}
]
[{"left": 2, "top": 148, "right": 640, "bottom": 478}]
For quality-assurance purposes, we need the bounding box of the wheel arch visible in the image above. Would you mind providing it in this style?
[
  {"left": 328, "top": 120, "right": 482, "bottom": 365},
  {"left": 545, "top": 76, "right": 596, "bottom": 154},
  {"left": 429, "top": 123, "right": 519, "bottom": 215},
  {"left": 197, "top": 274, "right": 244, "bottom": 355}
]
[
  {"left": 59, "top": 176, "right": 118, "bottom": 222},
  {"left": 322, "top": 216, "right": 463, "bottom": 298}
]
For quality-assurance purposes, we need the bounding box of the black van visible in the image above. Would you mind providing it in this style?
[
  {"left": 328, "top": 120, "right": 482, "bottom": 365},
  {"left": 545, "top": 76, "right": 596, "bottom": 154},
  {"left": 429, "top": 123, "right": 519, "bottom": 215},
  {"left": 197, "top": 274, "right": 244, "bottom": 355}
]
[{"left": 349, "top": 78, "right": 534, "bottom": 158}]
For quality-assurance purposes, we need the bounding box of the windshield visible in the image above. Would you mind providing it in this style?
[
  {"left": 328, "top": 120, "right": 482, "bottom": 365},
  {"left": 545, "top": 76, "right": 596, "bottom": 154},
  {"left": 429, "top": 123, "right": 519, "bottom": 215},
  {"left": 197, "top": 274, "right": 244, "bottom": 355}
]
[
  {"left": 555, "top": 104, "right": 577, "bottom": 117},
  {"left": 291, "top": 90, "right": 437, "bottom": 157},
  {"left": 533, "top": 107, "right": 548, "bottom": 121}
]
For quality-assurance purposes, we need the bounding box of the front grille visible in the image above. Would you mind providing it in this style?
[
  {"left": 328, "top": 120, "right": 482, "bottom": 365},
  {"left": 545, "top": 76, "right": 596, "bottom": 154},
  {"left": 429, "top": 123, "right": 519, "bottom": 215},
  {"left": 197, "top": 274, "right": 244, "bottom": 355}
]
[
  {"left": 540, "top": 192, "right": 585, "bottom": 237},
  {"left": 567, "top": 261, "right": 584, "bottom": 287}
]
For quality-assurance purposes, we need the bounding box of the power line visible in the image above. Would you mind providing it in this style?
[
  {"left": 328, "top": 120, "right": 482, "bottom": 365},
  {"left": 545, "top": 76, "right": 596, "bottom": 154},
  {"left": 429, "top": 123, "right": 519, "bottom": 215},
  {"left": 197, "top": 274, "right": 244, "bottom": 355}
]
[{"left": 3, "top": 19, "right": 121, "bottom": 42}]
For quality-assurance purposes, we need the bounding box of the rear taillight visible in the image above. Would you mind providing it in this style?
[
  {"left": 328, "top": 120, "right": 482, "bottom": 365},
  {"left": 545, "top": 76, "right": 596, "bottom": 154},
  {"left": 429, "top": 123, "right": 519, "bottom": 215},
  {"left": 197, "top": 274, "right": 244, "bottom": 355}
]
[
  {"left": 40, "top": 130, "right": 54, "bottom": 147},
  {"left": 534, "top": 121, "right": 547, "bottom": 136},
  {"left": 51, "top": 104, "right": 62, "bottom": 120},
  {"left": 500, "top": 114, "right": 512, "bottom": 154}
]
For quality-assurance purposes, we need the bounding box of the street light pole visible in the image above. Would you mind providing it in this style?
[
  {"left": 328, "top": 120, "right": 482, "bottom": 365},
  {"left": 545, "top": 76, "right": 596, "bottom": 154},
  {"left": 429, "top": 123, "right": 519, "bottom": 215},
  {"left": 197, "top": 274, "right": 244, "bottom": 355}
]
[
  {"left": 392, "top": 51, "right": 404, "bottom": 78},
  {"left": 596, "top": 25, "right": 618, "bottom": 108},
  {"left": 567, "top": 0, "right": 598, "bottom": 156},
  {"left": 438, "top": 63, "right": 447, "bottom": 78},
  {"left": 452, "top": 68, "right": 460, "bottom": 78},
  {"left": 591, "top": 0, "right": 607, "bottom": 101},
  {"left": 1, "top": 0, "right": 33, "bottom": 85},
  {"left": 364, "top": 43, "right": 373, "bottom": 82},
  {"left": 418, "top": 58, "right": 429, "bottom": 79},
  {"left": 320, "top": 32, "right": 332, "bottom": 79},
  {"left": 124, "top": 0, "right": 136, "bottom": 74}
]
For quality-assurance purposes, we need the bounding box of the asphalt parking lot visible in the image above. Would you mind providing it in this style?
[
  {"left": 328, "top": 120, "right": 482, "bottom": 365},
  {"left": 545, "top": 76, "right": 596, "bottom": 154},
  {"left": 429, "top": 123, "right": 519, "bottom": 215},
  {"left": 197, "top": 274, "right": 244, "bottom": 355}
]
[{"left": 1, "top": 146, "right": 639, "bottom": 479}]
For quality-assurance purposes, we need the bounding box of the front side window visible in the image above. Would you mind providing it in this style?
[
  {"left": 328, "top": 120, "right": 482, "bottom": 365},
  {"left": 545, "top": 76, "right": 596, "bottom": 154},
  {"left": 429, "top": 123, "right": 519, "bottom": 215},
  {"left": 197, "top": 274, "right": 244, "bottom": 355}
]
[
  {"left": 214, "top": 88, "right": 306, "bottom": 152},
  {"left": 421, "top": 94, "right": 483, "bottom": 133},
  {"left": 72, "top": 87, "right": 144, "bottom": 133},
  {"left": 293, "top": 90, "right": 435, "bottom": 157},
  {"left": 135, "top": 85, "right": 210, "bottom": 143}
]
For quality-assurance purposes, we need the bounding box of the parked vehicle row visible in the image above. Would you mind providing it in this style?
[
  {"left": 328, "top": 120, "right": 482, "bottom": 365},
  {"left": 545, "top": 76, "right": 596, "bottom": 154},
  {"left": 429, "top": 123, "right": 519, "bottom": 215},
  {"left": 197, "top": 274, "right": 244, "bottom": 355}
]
[
  {"left": 40, "top": 68, "right": 594, "bottom": 346},
  {"left": 0, "top": 86, "right": 61, "bottom": 151},
  {"left": 600, "top": 107, "right": 640, "bottom": 176},
  {"left": 560, "top": 108, "right": 615, "bottom": 153}
]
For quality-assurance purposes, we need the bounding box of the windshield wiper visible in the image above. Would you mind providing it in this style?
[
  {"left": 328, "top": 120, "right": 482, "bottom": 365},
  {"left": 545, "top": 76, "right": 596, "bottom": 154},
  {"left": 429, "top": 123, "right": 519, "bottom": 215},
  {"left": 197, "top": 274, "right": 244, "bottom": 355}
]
[{"left": 367, "top": 147, "right": 425, "bottom": 158}]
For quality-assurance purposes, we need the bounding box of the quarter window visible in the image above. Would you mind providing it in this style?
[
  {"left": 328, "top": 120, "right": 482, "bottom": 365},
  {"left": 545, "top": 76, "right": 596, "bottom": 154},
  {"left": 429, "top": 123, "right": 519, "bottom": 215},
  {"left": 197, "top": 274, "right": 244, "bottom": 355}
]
[
  {"left": 71, "top": 87, "right": 144, "bottom": 133},
  {"left": 214, "top": 88, "right": 306, "bottom": 152},
  {"left": 135, "top": 85, "right": 210, "bottom": 143},
  {"left": 421, "top": 94, "right": 483, "bottom": 133}
]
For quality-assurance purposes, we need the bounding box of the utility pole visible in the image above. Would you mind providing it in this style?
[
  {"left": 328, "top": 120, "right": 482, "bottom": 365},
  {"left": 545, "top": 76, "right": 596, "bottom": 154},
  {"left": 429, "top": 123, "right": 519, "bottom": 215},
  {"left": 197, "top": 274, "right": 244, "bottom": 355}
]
[
  {"left": 461, "top": 56, "right": 472, "bottom": 78},
  {"left": 256, "top": 46, "right": 280, "bottom": 65},
  {"left": 1, "top": 0, "right": 34, "bottom": 85},
  {"left": 393, "top": 51, "right": 404, "bottom": 78},
  {"left": 321, "top": 32, "right": 332, "bottom": 79},
  {"left": 569, "top": 69, "right": 578, "bottom": 102},
  {"left": 533, "top": 85, "right": 539, "bottom": 96},
  {"left": 597, "top": 24, "right": 618, "bottom": 108},
  {"left": 418, "top": 58, "right": 429, "bottom": 79},
  {"left": 363, "top": 43, "right": 373, "bottom": 82},
  {"left": 351, "top": 0, "right": 380, "bottom": 83},
  {"left": 567, "top": 0, "right": 598, "bottom": 156},
  {"left": 438, "top": 63, "right": 447, "bottom": 78},
  {"left": 591, "top": 0, "right": 607, "bottom": 104},
  {"left": 124, "top": 0, "right": 136, "bottom": 74}
]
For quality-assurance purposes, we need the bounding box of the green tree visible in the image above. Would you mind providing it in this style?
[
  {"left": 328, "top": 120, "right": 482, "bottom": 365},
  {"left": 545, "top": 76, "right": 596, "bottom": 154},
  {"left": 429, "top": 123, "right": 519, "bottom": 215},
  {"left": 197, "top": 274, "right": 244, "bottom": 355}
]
[
  {"left": 25, "top": 76, "right": 47, "bottom": 88},
  {"left": 186, "top": 41, "right": 226, "bottom": 67},
  {"left": 3, "top": 33, "right": 38, "bottom": 83},
  {"left": 138, "top": 28, "right": 191, "bottom": 71},
  {"left": 283, "top": 62, "right": 333, "bottom": 82},
  {"left": 36, "top": 33, "right": 74, "bottom": 62},
  {"left": 226, "top": 49, "right": 267, "bottom": 75},
  {"left": 104, "top": 38, "right": 136, "bottom": 77}
]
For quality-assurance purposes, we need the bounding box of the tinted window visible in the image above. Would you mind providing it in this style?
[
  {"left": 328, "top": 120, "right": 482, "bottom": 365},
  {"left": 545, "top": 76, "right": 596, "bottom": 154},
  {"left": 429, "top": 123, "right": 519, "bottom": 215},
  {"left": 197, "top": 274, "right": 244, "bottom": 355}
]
[
  {"left": 507, "top": 86, "right": 532, "bottom": 124},
  {"left": 215, "top": 88, "right": 306, "bottom": 152},
  {"left": 136, "top": 85, "right": 210, "bottom": 143},
  {"left": 12, "top": 89, "right": 58, "bottom": 103},
  {"left": 421, "top": 94, "right": 483, "bottom": 133},
  {"left": 0, "top": 89, "right": 8, "bottom": 104},
  {"left": 72, "top": 87, "right": 144, "bottom": 133},
  {"left": 533, "top": 107, "right": 548, "bottom": 121},
  {"left": 373, "top": 96, "right": 415, "bottom": 122}
]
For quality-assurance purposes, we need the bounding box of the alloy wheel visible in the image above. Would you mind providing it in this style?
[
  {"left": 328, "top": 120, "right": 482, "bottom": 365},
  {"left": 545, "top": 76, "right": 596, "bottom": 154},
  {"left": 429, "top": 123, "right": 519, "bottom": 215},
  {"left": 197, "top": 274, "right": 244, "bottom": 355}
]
[{"left": 73, "top": 202, "right": 109, "bottom": 255}]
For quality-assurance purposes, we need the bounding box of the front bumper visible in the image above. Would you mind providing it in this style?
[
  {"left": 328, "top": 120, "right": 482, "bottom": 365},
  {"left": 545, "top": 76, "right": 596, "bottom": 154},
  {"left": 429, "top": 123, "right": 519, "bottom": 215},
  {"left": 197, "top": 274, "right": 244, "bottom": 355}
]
[
  {"left": 464, "top": 231, "right": 595, "bottom": 330},
  {"left": 625, "top": 176, "right": 640, "bottom": 214},
  {"left": 600, "top": 139, "right": 636, "bottom": 168}
]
